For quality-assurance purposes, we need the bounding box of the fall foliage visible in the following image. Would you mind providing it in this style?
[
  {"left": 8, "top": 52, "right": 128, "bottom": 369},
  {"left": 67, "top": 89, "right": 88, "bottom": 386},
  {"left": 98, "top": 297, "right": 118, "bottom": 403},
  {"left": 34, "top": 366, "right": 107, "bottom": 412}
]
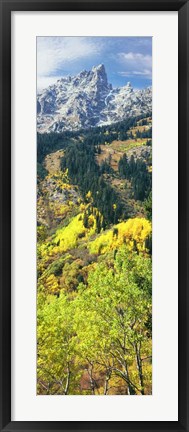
[{"left": 37, "top": 113, "right": 152, "bottom": 395}]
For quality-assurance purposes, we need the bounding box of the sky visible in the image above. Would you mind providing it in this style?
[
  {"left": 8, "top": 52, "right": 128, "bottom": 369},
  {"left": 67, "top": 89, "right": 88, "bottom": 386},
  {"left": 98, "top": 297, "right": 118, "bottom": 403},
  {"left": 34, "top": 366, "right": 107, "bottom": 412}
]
[{"left": 37, "top": 36, "right": 152, "bottom": 91}]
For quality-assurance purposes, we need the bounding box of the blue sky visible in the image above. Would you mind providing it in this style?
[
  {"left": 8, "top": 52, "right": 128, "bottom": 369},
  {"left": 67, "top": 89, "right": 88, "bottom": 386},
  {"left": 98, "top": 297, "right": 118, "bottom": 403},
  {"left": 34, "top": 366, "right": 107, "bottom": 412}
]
[{"left": 37, "top": 36, "right": 152, "bottom": 91}]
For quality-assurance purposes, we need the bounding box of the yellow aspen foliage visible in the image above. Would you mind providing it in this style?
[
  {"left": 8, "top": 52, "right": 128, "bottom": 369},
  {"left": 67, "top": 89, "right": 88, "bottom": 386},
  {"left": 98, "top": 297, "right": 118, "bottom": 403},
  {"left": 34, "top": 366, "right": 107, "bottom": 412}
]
[
  {"left": 62, "top": 168, "right": 69, "bottom": 183},
  {"left": 44, "top": 274, "right": 59, "bottom": 295},
  {"left": 88, "top": 214, "right": 95, "bottom": 227},
  {"left": 89, "top": 217, "right": 151, "bottom": 255},
  {"left": 79, "top": 203, "right": 86, "bottom": 212},
  {"left": 39, "top": 212, "right": 98, "bottom": 262},
  {"left": 86, "top": 191, "right": 93, "bottom": 202}
]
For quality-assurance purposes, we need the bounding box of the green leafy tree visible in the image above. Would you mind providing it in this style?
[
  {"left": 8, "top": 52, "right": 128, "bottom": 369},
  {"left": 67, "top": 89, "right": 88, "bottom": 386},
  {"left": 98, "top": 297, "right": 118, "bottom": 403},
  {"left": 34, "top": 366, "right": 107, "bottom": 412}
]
[
  {"left": 37, "top": 293, "right": 80, "bottom": 394},
  {"left": 73, "top": 246, "right": 152, "bottom": 395}
]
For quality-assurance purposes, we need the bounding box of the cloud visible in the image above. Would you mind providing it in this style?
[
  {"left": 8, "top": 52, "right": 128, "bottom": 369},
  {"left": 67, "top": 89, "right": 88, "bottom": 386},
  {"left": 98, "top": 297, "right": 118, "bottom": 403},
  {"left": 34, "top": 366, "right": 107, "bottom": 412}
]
[
  {"left": 37, "top": 37, "right": 102, "bottom": 78},
  {"left": 119, "top": 69, "right": 151, "bottom": 78},
  {"left": 37, "top": 76, "right": 63, "bottom": 92},
  {"left": 118, "top": 52, "right": 152, "bottom": 79}
]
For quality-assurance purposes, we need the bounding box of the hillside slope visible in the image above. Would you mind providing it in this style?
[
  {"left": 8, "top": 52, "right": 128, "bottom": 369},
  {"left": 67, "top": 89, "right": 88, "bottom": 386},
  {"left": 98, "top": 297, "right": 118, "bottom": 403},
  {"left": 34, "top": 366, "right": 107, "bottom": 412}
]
[{"left": 37, "top": 113, "right": 152, "bottom": 396}]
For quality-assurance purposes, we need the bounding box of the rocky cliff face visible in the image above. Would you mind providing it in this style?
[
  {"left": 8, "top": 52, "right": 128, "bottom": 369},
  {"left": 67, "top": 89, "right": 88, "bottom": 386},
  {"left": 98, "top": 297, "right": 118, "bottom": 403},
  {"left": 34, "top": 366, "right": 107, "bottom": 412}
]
[{"left": 37, "top": 64, "right": 152, "bottom": 133}]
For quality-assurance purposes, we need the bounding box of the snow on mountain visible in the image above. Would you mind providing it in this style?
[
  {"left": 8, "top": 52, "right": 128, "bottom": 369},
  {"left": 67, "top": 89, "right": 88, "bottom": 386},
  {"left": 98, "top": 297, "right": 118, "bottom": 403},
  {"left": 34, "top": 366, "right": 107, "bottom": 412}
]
[{"left": 37, "top": 64, "right": 152, "bottom": 133}]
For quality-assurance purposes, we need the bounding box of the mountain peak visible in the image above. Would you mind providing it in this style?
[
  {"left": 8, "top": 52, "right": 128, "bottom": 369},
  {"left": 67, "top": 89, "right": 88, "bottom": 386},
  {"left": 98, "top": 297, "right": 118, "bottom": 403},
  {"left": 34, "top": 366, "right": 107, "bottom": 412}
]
[
  {"left": 92, "top": 63, "right": 105, "bottom": 72},
  {"left": 91, "top": 64, "right": 109, "bottom": 90},
  {"left": 37, "top": 65, "right": 152, "bottom": 133}
]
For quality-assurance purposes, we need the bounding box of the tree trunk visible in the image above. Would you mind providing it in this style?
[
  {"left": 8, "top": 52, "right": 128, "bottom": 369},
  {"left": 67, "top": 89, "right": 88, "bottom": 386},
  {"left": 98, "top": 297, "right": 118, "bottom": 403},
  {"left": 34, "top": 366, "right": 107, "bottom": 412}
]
[
  {"left": 64, "top": 363, "right": 70, "bottom": 395},
  {"left": 88, "top": 363, "right": 96, "bottom": 395},
  {"left": 104, "top": 368, "right": 111, "bottom": 395},
  {"left": 125, "top": 362, "right": 136, "bottom": 395},
  {"left": 135, "top": 343, "right": 145, "bottom": 395}
]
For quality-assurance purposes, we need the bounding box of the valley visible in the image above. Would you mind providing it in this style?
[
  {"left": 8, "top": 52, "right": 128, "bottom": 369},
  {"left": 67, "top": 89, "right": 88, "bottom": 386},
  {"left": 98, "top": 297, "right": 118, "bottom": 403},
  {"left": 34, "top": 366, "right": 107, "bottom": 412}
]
[{"left": 37, "top": 112, "right": 152, "bottom": 395}]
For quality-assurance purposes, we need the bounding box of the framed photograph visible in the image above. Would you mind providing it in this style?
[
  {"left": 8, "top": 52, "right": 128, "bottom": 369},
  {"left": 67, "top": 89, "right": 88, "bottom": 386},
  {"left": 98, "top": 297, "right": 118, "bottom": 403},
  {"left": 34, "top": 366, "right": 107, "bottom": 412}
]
[{"left": 0, "top": 0, "right": 188, "bottom": 431}]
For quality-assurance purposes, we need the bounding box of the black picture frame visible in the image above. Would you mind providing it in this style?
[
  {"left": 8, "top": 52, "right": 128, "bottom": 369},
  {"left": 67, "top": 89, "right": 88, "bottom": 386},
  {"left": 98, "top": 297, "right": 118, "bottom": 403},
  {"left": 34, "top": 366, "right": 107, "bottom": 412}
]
[{"left": 0, "top": 1, "right": 188, "bottom": 431}]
